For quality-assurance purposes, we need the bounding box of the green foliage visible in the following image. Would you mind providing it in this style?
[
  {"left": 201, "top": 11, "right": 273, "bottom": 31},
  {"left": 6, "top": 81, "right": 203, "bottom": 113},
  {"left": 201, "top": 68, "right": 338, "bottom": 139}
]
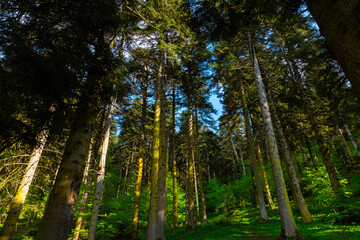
[
  {"left": 205, "top": 177, "right": 254, "bottom": 218},
  {"left": 303, "top": 166, "right": 360, "bottom": 224}
]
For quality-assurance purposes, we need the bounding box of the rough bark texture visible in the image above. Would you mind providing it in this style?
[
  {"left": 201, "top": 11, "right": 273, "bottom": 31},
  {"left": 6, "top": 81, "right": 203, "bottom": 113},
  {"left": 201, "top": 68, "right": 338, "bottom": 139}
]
[
  {"left": 0, "top": 124, "right": 50, "bottom": 240},
  {"left": 290, "top": 59, "right": 340, "bottom": 194},
  {"left": 36, "top": 68, "right": 103, "bottom": 240},
  {"left": 239, "top": 79, "right": 269, "bottom": 221},
  {"left": 132, "top": 84, "right": 147, "bottom": 240},
  {"left": 72, "top": 137, "right": 94, "bottom": 240},
  {"left": 267, "top": 89, "right": 312, "bottom": 223},
  {"left": 186, "top": 102, "right": 195, "bottom": 231},
  {"left": 147, "top": 65, "right": 162, "bottom": 240},
  {"left": 88, "top": 95, "right": 116, "bottom": 240},
  {"left": 248, "top": 34, "right": 299, "bottom": 238},
  {"left": 155, "top": 69, "right": 167, "bottom": 240},
  {"left": 305, "top": 0, "right": 360, "bottom": 101}
]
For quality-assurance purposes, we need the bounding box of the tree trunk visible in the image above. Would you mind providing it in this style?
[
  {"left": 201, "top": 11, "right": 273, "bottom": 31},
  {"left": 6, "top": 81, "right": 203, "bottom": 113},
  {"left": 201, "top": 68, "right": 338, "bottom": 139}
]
[
  {"left": 195, "top": 104, "right": 207, "bottom": 223},
  {"left": 248, "top": 33, "right": 299, "bottom": 238},
  {"left": 147, "top": 64, "right": 162, "bottom": 240},
  {"left": 290, "top": 59, "right": 340, "bottom": 194},
  {"left": 88, "top": 95, "right": 116, "bottom": 240},
  {"left": 0, "top": 120, "right": 51, "bottom": 240},
  {"left": 171, "top": 87, "right": 178, "bottom": 229},
  {"left": 36, "top": 66, "right": 103, "bottom": 240},
  {"left": 239, "top": 78, "right": 269, "bottom": 221},
  {"left": 255, "top": 142, "right": 275, "bottom": 209},
  {"left": 186, "top": 101, "right": 195, "bottom": 231},
  {"left": 155, "top": 66, "right": 167, "bottom": 240},
  {"left": 305, "top": 0, "right": 360, "bottom": 101},
  {"left": 267, "top": 88, "right": 312, "bottom": 223},
  {"left": 132, "top": 83, "right": 148, "bottom": 239},
  {"left": 344, "top": 125, "right": 360, "bottom": 158},
  {"left": 336, "top": 127, "right": 353, "bottom": 165},
  {"left": 72, "top": 136, "right": 94, "bottom": 240}
]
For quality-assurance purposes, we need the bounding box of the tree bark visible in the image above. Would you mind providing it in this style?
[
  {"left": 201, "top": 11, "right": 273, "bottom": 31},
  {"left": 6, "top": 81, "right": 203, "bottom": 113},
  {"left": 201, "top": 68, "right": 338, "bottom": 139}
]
[
  {"left": 267, "top": 88, "right": 312, "bottom": 223},
  {"left": 255, "top": 142, "right": 275, "bottom": 210},
  {"left": 186, "top": 101, "right": 195, "bottom": 231},
  {"left": 36, "top": 66, "right": 103, "bottom": 240},
  {"left": 290, "top": 59, "right": 340, "bottom": 194},
  {"left": 239, "top": 78, "right": 269, "bottom": 221},
  {"left": 0, "top": 118, "right": 51, "bottom": 240},
  {"left": 344, "top": 125, "right": 360, "bottom": 158},
  {"left": 171, "top": 87, "right": 178, "bottom": 229},
  {"left": 305, "top": 0, "right": 360, "bottom": 101},
  {"left": 248, "top": 33, "right": 299, "bottom": 238},
  {"left": 195, "top": 104, "right": 207, "bottom": 223},
  {"left": 147, "top": 64, "right": 162, "bottom": 240},
  {"left": 88, "top": 95, "right": 116, "bottom": 240},
  {"left": 132, "top": 83, "right": 148, "bottom": 240},
  {"left": 72, "top": 136, "right": 94, "bottom": 240},
  {"left": 155, "top": 65, "right": 167, "bottom": 240}
]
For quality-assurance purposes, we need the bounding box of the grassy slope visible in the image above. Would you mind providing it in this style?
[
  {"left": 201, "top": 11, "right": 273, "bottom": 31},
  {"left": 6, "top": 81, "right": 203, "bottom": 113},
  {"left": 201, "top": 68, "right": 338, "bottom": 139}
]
[{"left": 166, "top": 208, "right": 360, "bottom": 240}]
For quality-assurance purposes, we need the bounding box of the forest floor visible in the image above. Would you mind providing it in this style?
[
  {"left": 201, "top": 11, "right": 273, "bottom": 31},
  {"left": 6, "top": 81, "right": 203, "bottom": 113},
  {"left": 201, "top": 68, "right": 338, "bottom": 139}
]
[
  {"left": 166, "top": 208, "right": 360, "bottom": 240},
  {"left": 10, "top": 205, "right": 360, "bottom": 239}
]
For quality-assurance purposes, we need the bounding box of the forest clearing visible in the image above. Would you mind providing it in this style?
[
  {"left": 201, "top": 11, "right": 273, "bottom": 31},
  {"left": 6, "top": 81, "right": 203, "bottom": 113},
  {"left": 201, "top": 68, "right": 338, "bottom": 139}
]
[{"left": 1, "top": 0, "right": 360, "bottom": 239}]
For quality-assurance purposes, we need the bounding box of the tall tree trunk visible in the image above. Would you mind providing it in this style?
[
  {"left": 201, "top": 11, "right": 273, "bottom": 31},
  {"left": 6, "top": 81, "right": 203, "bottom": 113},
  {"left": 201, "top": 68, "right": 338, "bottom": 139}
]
[
  {"left": 344, "top": 125, "right": 360, "bottom": 158},
  {"left": 195, "top": 104, "right": 207, "bottom": 223},
  {"left": 267, "top": 88, "right": 312, "bottom": 223},
  {"left": 290, "top": 59, "right": 340, "bottom": 194},
  {"left": 186, "top": 101, "right": 195, "bottom": 231},
  {"left": 171, "top": 87, "right": 178, "bottom": 229},
  {"left": 239, "top": 78, "right": 269, "bottom": 221},
  {"left": 305, "top": 0, "right": 360, "bottom": 101},
  {"left": 36, "top": 65, "right": 104, "bottom": 240},
  {"left": 248, "top": 33, "right": 299, "bottom": 238},
  {"left": 0, "top": 118, "right": 51, "bottom": 240},
  {"left": 132, "top": 83, "right": 148, "bottom": 239},
  {"left": 231, "top": 135, "right": 246, "bottom": 177},
  {"left": 88, "top": 95, "right": 116, "bottom": 240},
  {"left": 335, "top": 127, "right": 353, "bottom": 165},
  {"left": 155, "top": 66, "right": 167, "bottom": 240},
  {"left": 255, "top": 142, "right": 275, "bottom": 209},
  {"left": 147, "top": 64, "right": 162, "bottom": 240},
  {"left": 72, "top": 136, "right": 94, "bottom": 240}
]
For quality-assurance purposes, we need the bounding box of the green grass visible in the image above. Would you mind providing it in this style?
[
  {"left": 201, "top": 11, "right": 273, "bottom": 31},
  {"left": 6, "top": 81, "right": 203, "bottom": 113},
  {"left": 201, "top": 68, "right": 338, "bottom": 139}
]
[
  {"left": 9, "top": 205, "right": 360, "bottom": 239},
  {"left": 165, "top": 208, "right": 360, "bottom": 240}
]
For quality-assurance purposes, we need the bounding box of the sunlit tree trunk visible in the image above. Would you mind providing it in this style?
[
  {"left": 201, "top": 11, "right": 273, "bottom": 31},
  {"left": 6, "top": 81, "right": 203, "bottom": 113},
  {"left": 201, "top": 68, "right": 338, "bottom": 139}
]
[
  {"left": 231, "top": 135, "right": 246, "bottom": 178},
  {"left": 155, "top": 65, "right": 167, "bottom": 240},
  {"left": 37, "top": 65, "right": 104, "bottom": 240},
  {"left": 186, "top": 101, "right": 195, "bottom": 231},
  {"left": 147, "top": 64, "right": 162, "bottom": 240},
  {"left": 0, "top": 118, "right": 51, "bottom": 240},
  {"left": 88, "top": 95, "right": 116, "bottom": 240},
  {"left": 267, "top": 88, "right": 312, "bottom": 223},
  {"left": 344, "top": 125, "right": 360, "bottom": 158},
  {"left": 290, "top": 59, "right": 340, "bottom": 194},
  {"left": 248, "top": 33, "right": 299, "bottom": 238},
  {"left": 239, "top": 78, "right": 269, "bottom": 221},
  {"left": 255, "top": 142, "right": 275, "bottom": 209},
  {"left": 132, "top": 82, "right": 148, "bottom": 239}
]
